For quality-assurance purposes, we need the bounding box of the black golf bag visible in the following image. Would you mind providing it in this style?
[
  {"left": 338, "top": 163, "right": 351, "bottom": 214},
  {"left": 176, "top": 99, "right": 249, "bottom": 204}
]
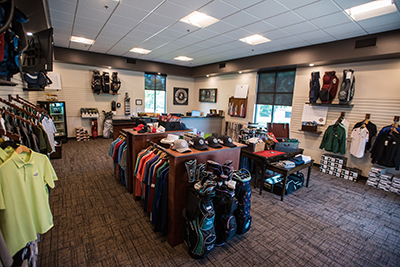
[
  {"left": 232, "top": 169, "right": 252, "bottom": 235},
  {"left": 91, "top": 70, "right": 102, "bottom": 93},
  {"left": 111, "top": 71, "right": 121, "bottom": 93},
  {"left": 183, "top": 187, "right": 216, "bottom": 259},
  {"left": 309, "top": 71, "right": 320, "bottom": 103},
  {"left": 338, "top": 69, "right": 355, "bottom": 104},
  {"left": 102, "top": 71, "right": 110, "bottom": 93}
]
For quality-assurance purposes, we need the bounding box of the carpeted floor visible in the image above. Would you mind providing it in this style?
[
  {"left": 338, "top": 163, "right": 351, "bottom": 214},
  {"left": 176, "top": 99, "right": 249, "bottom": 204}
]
[{"left": 37, "top": 138, "right": 400, "bottom": 267}]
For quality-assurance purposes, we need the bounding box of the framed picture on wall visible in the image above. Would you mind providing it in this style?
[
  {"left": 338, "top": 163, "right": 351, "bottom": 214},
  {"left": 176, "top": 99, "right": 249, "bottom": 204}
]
[
  {"left": 173, "top": 87, "right": 189, "bottom": 105},
  {"left": 199, "top": 88, "right": 217, "bottom": 103}
]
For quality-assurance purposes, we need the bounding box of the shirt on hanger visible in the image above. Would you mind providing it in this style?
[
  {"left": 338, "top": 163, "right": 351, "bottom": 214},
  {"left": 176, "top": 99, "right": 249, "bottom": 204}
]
[
  {"left": 350, "top": 127, "right": 369, "bottom": 158},
  {"left": 0, "top": 150, "right": 58, "bottom": 257}
]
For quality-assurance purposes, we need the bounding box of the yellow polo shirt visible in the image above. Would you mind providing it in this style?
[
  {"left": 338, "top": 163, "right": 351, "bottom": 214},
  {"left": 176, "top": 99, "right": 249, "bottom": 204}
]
[{"left": 0, "top": 150, "right": 58, "bottom": 256}]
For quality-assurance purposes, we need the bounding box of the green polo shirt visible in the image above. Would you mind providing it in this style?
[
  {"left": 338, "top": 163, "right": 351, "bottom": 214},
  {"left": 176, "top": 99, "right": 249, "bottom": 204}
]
[
  {"left": 0, "top": 150, "right": 58, "bottom": 256},
  {"left": 0, "top": 147, "right": 13, "bottom": 163}
]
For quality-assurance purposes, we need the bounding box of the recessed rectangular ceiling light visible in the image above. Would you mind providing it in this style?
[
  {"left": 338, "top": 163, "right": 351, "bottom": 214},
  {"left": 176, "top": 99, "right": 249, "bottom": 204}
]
[
  {"left": 70, "top": 36, "right": 95, "bottom": 45},
  {"left": 174, "top": 56, "right": 193, "bottom": 61},
  {"left": 130, "top": 47, "right": 151, "bottom": 54},
  {"left": 180, "top": 11, "right": 219, "bottom": 28},
  {"left": 345, "top": 0, "right": 397, "bottom": 21},
  {"left": 239, "top": 34, "right": 271, "bottom": 45}
]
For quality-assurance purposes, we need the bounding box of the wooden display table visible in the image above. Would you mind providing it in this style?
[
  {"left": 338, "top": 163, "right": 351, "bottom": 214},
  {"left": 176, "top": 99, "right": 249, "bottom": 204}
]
[{"left": 123, "top": 129, "right": 191, "bottom": 194}]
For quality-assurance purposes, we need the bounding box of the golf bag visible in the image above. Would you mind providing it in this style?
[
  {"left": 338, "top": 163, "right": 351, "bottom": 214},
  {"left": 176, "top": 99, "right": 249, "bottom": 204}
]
[
  {"left": 102, "top": 71, "right": 110, "bottom": 93},
  {"left": 319, "top": 71, "right": 339, "bottom": 103},
  {"left": 309, "top": 71, "right": 320, "bottom": 103},
  {"left": 213, "top": 187, "right": 238, "bottom": 245},
  {"left": 111, "top": 71, "right": 121, "bottom": 93},
  {"left": 232, "top": 169, "right": 252, "bottom": 235},
  {"left": 91, "top": 70, "right": 102, "bottom": 93},
  {"left": 338, "top": 69, "right": 355, "bottom": 104},
  {"left": 183, "top": 187, "right": 216, "bottom": 259}
]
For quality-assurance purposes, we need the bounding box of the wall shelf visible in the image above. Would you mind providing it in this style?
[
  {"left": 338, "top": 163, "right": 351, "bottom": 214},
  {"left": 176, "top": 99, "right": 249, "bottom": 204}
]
[
  {"left": 305, "top": 102, "right": 354, "bottom": 108},
  {"left": 228, "top": 97, "right": 247, "bottom": 118},
  {"left": 23, "top": 87, "right": 44, "bottom": 91},
  {"left": 0, "top": 79, "right": 17, "bottom": 86},
  {"left": 298, "top": 129, "right": 322, "bottom": 134}
]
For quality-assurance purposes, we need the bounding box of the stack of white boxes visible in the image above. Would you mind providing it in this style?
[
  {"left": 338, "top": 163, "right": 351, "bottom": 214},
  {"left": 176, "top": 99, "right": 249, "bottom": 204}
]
[
  {"left": 366, "top": 167, "right": 386, "bottom": 187},
  {"left": 319, "top": 154, "right": 360, "bottom": 181},
  {"left": 378, "top": 173, "right": 393, "bottom": 191},
  {"left": 390, "top": 175, "right": 400, "bottom": 195}
]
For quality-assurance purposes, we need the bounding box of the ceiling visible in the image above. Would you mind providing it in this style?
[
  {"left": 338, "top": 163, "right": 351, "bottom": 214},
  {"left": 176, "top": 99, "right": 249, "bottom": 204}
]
[{"left": 43, "top": 0, "right": 400, "bottom": 67}]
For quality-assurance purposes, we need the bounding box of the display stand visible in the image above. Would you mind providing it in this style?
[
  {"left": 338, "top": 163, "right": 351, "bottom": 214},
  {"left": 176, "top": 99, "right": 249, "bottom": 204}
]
[
  {"left": 228, "top": 97, "right": 247, "bottom": 117},
  {"left": 123, "top": 129, "right": 191, "bottom": 194}
]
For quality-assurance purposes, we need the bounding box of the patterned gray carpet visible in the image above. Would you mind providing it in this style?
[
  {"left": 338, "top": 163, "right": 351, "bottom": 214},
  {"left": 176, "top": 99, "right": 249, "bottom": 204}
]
[{"left": 37, "top": 138, "right": 400, "bottom": 267}]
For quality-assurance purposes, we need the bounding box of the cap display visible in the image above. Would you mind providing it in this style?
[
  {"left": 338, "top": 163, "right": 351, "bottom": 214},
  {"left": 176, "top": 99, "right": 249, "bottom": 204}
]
[
  {"left": 138, "top": 125, "right": 150, "bottom": 133},
  {"left": 171, "top": 139, "right": 191, "bottom": 153},
  {"left": 205, "top": 136, "right": 222, "bottom": 148},
  {"left": 218, "top": 135, "right": 237, "bottom": 147},
  {"left": 134, "top": 124, "right": 144, "bottom": 131},
  {"left": 160, "top": 134, "right": 179, "bottom": 144},
  {"left": 189, "top": 136, "right": 208, "bottom": 151}
]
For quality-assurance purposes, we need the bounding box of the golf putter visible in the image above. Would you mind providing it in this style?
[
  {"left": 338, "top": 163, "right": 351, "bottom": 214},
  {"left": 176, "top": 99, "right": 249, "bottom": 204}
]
[{"left": 184, "top": 159, "right": 197, "bottom": 183}]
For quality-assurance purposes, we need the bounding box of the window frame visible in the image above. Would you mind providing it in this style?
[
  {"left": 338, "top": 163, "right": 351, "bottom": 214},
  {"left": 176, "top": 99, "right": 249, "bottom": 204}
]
[
  {"left": 255, "top": 69, "right": 296, "bottom": 124},
  {"left": 144, "top": 72, "right": 167, "bottom": 113}
]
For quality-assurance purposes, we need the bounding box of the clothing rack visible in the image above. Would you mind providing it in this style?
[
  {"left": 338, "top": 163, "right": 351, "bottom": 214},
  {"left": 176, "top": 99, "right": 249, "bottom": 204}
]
[
  {"left": 0, "top": 97, "right": 39, "bottom": 120},
  {"left": 0, "top": 107, "right": 37, "bottom": 127},
  {"left": 10, "top": 94, "right": 48, "bottom": 115},
  {"left": 149, "top": 141, "right": 170, "bottom": 154},
  {"left": 0, "top": 128, "right": 20, "bottom": 141}
]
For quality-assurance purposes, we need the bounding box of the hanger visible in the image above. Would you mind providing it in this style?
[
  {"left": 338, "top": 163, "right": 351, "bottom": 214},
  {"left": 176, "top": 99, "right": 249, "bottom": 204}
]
[
  {"left": 0, "top": 139, "right": 19, "bottom": 149},
  {"left": 16, "top": 145, "right": 30, "bottom": 154},
  {"left": 361, "top": 114, "right": 370, "bottom": 128},
  {"left": 334, "top": 112, "right": 345, "bottom": 127},
  {"left": 0, "top": 97, "right": 39, "bottom": 120},
  {"left": 391, "top": 116, "right": 399, "bottom": 134}
]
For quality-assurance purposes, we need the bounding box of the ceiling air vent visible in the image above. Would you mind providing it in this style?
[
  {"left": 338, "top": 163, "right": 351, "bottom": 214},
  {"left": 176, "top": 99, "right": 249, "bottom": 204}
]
[
  {"left": 219, "top": 63, "right": 226, "bottom": 68},
  {"left": 355, "top": 37, "right": 377, "bottom": 49},
  {"left": 126, "top": 58, "right": 136, "bottom": 64}
]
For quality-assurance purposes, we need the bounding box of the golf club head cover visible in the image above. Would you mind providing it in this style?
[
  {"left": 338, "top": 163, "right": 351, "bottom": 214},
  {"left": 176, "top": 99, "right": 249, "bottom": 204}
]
[
  {"left": 223, "top": 160, "right": 233, "bottom": 167},
  {"left": 195, "top": 163, "right": 206, "bottom": 182},
  {"left": 206, "top": 160, "right": 223, "bottom": 177},
  {"left": 185, "top": 159, "right": 197, "bottom": 183}
]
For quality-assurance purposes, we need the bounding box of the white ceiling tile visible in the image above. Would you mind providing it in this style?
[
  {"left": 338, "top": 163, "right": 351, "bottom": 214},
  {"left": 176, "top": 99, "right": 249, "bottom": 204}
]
[
  {"left": 167, "top": 39, "right": 193, "bottom": 48},
  {"left": 106, "top": 16, "right": 139, "bottom": 31},
  {"left": 275, "top": 0, "right": 319, "bottom": 10},
  {"left": 99, "top": 25, "right": 130, "bottom": 38},
  {"left": 167, "top": 22, "right": 199, "bottom": 35},
  {"left": 168, "top": 0, "right": 212, "bottom": 10},
  {"left": 307, "top": 35, "right": 337, "bottom": 45},
  {"left": 121, "top": 0, "right": 165, "bottom": 12},
  {"left": 199, "top": 0, "right": 240, "bottom": 20},
  {"left": 263, "top": 29, "right": 291, "bottom": 40},
  {"left": 76, "top": 5, "right": 111, "bottom": 21},
  {"left": 72, "top": 25, "right": 99, "bottom": 39},
  {"left": 333, "top": 0, "right": 373, "bottom": 10},
  {"left": 123, "top": 30, "right": 155, "bottom": 42},
  {"left": 363, "top": 22, "right": 400, "bottom": 35},
  {"left": 294, "top": 0, "right": 342, "bottom": 20},
  {"left": 49, "top": 0, "right": 77, "bottom": 13},
  {"left": 187, "top": 28, "right": 219, "bottom": 39},
  {"left": 244, "top": 1, "right": 289, "bottom": 20},
  {"left": 51, "top": 19, "right": 73, "bottom": 31},
  {"left": 157, "top": 28, "right": 187, "bottom": 39},
  {"left": 309, "top": 11, "right": 353, "bottom": 29},
  {"left": 142, "top": 13, "right": 177, "bottom": 27},
  {"left": 133, "top": 22, "right": 166, "bottom": 37},
  {"left": 324, "top": 22, "right": 367, "bottom": 39},
  {"left": 241, "top": 21, "right": 277, "bottom": 34},
  {"left": 223, "top": 28, "right": 253, "bottom": 39},
  {"left": 204, "top": 21, "right": 236, "bottom": 34},
  {"left": 74, "top": 16, "right": 105, "bottom": 30},
  {"left": 220, "top": 0, "right": 263, "bottom": 11},
  {"left": 223, "top": 11, "right": 259, "bottom": 27},
  {"left": 90, "top": 47, "right": 110, "bottom": 54},
  {"left": 357, "top": 12, "right": 400, "bottom": 31},
  {"left": 79, "top": 0, "right": 119, "bottom": 10},
  {"left": 283, "top": 21, "right": 318, "bottom": 35},
  {"left": 265, "top": 11, "right": 305, "bottom": 28},
  {"left": 153, "top": 1, "right": 191, "bottom": 20},
  {"left": 194, "top": 39, "right": 223, "bottom": 48},
  {"left": 141, "top": 36, "right": 175, "bottom": 49},
  {"left": 296, "top": 30, "right": 335, "bottom": 42},
  {"left": 208, "top": 34, "right": 236, "bottom": 44},
  {"left": 49, "top": 10, "right": 74, "bottom": 24},
  {"left": 113, "top": 3, "right": 149, "bottom": 20},
  {"left": 275, "top": 36, "right": 310, "bottom": 46}
]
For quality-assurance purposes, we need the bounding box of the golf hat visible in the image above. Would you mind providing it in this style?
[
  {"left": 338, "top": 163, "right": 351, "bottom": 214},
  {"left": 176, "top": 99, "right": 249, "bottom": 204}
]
[
  {"left": 134, "top": 124, "right": 144, "bottom": 131},
  {"left": 205, "top": 136, "right": 222, "bottom": 148},
  {"left": 160, "top": 134, "right": 179, "bottom": 144},
  {"left": 171, "top": 139, "right": 191, "bottom": 153},
  {"left": 218, "top": 135, "right": 237, "bottom": 147},
  {"left": 189, "top": 136, "right": 208, "bottom": 151}
]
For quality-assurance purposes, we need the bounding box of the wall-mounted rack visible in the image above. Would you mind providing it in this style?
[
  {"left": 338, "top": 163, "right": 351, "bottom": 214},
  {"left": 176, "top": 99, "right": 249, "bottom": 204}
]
[{"left": 228, "top": 97, "right": 247, "bottom": 118}]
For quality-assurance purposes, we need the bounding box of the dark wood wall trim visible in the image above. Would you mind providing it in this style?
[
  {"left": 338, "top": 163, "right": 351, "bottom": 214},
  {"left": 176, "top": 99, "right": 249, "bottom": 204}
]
[
  {"left": 54, "top": 29, "right": 400, "bottom": 78},
  {"left": 54, "top": 47, "right": 194, "bottom": 77}
]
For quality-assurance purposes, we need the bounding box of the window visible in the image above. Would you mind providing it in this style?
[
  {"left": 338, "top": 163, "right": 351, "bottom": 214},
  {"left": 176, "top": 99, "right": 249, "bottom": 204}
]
[
  {"left": 144, "top": 73, "right": 166, "bottom": 113},
  {"left": 255, "top": 70, "right": 296, "bottom": 125}
]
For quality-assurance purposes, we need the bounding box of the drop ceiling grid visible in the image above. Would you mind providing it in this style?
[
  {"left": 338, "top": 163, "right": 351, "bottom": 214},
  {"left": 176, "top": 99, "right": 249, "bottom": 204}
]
[{"left": 49, "top": 0, "right": 400, "bottom": 67}]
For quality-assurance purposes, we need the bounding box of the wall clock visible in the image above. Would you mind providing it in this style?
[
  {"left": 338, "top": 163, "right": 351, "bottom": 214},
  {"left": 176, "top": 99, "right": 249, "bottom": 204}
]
[{"left": 174, "top": 87, "right": 188, "bottom": 105}]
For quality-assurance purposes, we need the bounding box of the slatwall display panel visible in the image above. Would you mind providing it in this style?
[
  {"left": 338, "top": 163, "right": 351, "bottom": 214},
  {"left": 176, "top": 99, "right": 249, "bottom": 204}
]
[
  {"left": 0, "top": 75, "right": 31, "bottom": 110},
  {"left": 291, "top": 58, "right": 400, "bottom": 177}
]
